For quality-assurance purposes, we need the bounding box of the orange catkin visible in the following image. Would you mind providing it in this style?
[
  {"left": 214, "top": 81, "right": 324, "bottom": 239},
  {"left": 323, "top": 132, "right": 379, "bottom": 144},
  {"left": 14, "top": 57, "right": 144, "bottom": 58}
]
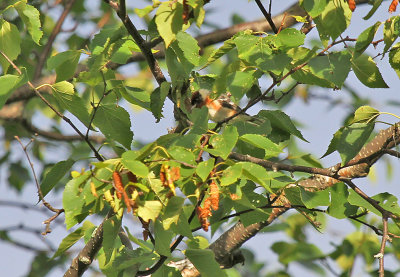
[
  {"left": 113, "top": 171, "right": 132, "bottom": 213},
  {"left": 113, "top": 171, "right": 124, "bottom": 200},
  {"left": 389, "top": 0, "right": 399, "bottom": 13},
  {"left": 209, "top": 181, "right": 220, "bottom": 211},
  {"left": 348, "top": 0, "right": 356, "bottom": 12}
]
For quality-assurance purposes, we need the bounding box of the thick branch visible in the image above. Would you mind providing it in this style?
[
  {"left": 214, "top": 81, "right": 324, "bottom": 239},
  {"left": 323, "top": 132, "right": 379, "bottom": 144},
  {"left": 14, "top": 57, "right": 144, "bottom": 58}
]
[
  {"left": 64, "top": 210, "right": 113, "bottom": 277},
  {"left": 19, "top": 118, "right": 106, "bottom": 144},
  {"left": 206, "top": 122, "right": 400, "bottom": 270}
]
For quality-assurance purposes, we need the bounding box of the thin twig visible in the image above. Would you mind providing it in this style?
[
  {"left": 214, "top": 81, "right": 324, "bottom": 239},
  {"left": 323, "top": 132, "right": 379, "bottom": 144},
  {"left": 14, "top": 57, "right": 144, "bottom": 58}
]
[
  {"left": 254, "top": 0, "right": 278, "bottom": 34},
  {"left": 85, "top": 72, "right": 112, "bottom": 141},
  {"left": 109, "top": 0, "right": 166, "bottom": 86},
  {"left": 14, "top": 136, "right": 64, "bottom": 235},
  {"left": 19, "top": 118, "right": 105, "bottom": 144},
  {"left": 383, "top": 149, "right": 400, "bottom": 158},
  {"left": 34, "top": 0, "right": 77, "bottom": 80},
  {"left": 377, "top": 216, "right": 389, "bottom": 277},
  {"left": 136, "top": 191, "right": 206, "bottom": 276},
  {"left": 344, "top": 180, "right": 399, "bottom": 220},
  {"left": 0, "top": 50, "right": 104, "bottom": 162}
]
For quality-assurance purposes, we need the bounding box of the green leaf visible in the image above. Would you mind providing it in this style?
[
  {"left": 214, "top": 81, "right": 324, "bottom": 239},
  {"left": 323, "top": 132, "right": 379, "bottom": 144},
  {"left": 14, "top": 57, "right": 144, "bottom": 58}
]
[
  {"left": 354, "top": 22, "right": 382, "bottom": 57},
  {"left": 188, "top": 106, "right": 209, "bottom": 135},
  {"left": 300, "top": 187, "right": 330, "bottom": 209},
  {"left": 134, "top": 5, "right": 156, "bottom": 17},
  {"left": 0, "top": 19, "right": 21, "bottom": 72},
  {"left": 292, "top": 51, "right": 352, "bottom": 88},
  {"left": 185, "top": 249, "right": 227, "bottom": 277},
  {"left": 155, "top": 1, "right": 183, "bottom": 47},
  {"left": 328, "top": 183, "right": 359, "bottom": 219},
  {"left": 196, "top": 158, "right": 215, "bottom": 182},
  {"left": 220, "top": 163, "right": 242, "bottom": 186},
  {"left": 47, "top": 50, "right": 81, "bottom": 82},
  {"left": 121, "top": 86, "right": 151, "bottom": 111},
  {"left": 363, "top": 0, "right": 383, "bottom": 20},
  {"left": 348, "top": 189, "right": 380, "bottom": 215},
  {"left": 300, "top": 0, "right": 328, "bottom": 17},
  {"left": 207, "top": 125, "right": 238, "bottom": 159},
  {"left": 240, "top": 162, "right": 271, "bottom": 192},
  {"left": 168, "top": 146, "right": 196, "bottom": 165},
  {"left": 103, "top": 216, "right": 121, "bottom": 263},
  {"left": 338, "top": 123, "right": 375, "bottom": 165},
  {"left": 121, "top": 155, "right": 148, "bottom": 178},
  {"left": 162, "top": 196, "right": 185, "bottom": 230},
  {"left": 235, "top": 33, "right": 292, "bottom": 75},
  {"left": 150, "top": 82, "right": 170, "bottom": 122},
  {"left": 93, "top": 104, "right": 133, "bottom": 149},
  {"left": 0, "top": 72, "right": 28, "bottom": 109},
  {"left": 372, "top": 193, "right": 400, "bottom": 215},
  {"left": 63, "top": 172, "right": 90, "bottom": 229},
  {"left": 384, "top": 17, "right": 400, "bottom": 53},
  {"left": 154, "top": 220, "right": 173, "bottom": 257},
  {"left": 137, "top": 201, "right": 163, "bottom": 222},
  {"left": 351, "top": 54, "right": 389, "bottom": 88},
  {"left": 258, "top": 110, "right": 308, "bottom": 142},
  {"left": 226, "top": 71, "right": 257, "bottom": 100},
  {"left": 321, "top": 127, "right": 342, "bottom": 158},
  {"left": 201, "top": 35, "right": 236, "bottom": 69},
  {"left": 41, "top": 159, "right": 75, "bottom": 198},
  {"left": 314, "top": 0, "right": 352, "bottom": 42},
  {"left": 389, "top": 43, "right": 400, "bottom": 79},
  {"left": 239, "top": 134, "right": 282, "bottom": 158},
  {"left": 275, "top": 28, "right": 306, "bottom": 49},
  {"left": 14, "top": 0, "right": 43, "bottom": 44},
  {"left": 52, "top": 221, "right": 94, "bottom": 258},
  {"left": 352, "top": 105, "right": 379, "bottom": 124},
  {"left": 111, "top": 40, "right": 141, "bottom": 64},
  {"left": 52, "top": 81, "right": 91, "bottom": 127},
  {"left": 175, "top": 31, "right": 200, "bottom": 66},
  {"left": 272, "top": 241, "right": 324, "bottom": 265}
]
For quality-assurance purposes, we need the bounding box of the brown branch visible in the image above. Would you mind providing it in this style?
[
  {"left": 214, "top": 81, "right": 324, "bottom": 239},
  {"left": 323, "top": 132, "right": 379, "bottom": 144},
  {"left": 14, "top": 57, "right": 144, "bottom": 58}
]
[
  {"left": 14, "top": 136, "right": 65, "bottom": 235},
  {"left": 254, "top": 0, "right": 278, "bottom": 34},
  {"left": 378, "top": 216, "right": 389, "bottom": 277},
  {"left": 64, "top": 210, "right": 114, "bottom": 277},
  {"left": 19, "top": 118, "right": 105, "bottom": 144},
  {"left": 108, "top": 0, "right": 166, "bottom": 86},
  {"left": 34, "top": 0, "right": 77, "bottom": 80},
  {"left": 0, "top": 50, "right": 104, "bottom": 162}
]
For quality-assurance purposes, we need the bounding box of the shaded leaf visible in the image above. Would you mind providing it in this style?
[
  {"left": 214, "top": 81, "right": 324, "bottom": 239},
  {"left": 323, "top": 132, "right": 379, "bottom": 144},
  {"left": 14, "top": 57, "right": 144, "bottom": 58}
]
[
  {"left": 351, "top": 55, "right": 389, "bottom": 88},
  {"left": 258, "top": 110, "right": 308, "bottom": 142},
  {"left": 47, "top": 50, "right": 81, "bottom": 82},
  {"left": 0, "top": 72, "right": 28, "bottom": 109},
  {"left": 0, "top": 19, "right": 21, "bottom": 72},
  {"left": 53, "top": 221, "right": 94, "bottom": 258},
  {"left": 93, "top": 104, "right": 133, "bottom": 149},
  {"left": 338, "top": 123, "right": 375, "bottom": 165},
  {"left": 14, "top": 0, "right": 43, "bottom": 44},
  {"left": 185, "top": 249, "right": 226, "bottom": 277},
  {"left": 41, "top": 159, "right": 75, "bottom": 198},
  {"left": 52, "top": 81, "right": 91, "bottom": 127}
]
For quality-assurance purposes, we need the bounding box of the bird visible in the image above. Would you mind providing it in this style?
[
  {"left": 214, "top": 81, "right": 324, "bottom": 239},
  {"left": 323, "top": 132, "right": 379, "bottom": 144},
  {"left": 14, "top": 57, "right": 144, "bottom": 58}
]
[{"left": 191, "top": 89, "right": 261, "bottom": 123}]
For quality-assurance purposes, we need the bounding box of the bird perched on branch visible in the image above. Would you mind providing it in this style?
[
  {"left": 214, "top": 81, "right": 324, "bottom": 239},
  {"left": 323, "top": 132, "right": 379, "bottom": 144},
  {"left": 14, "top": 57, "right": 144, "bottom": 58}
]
[{"left": 191, "top": 89, "right": 261, "bottom": 124}]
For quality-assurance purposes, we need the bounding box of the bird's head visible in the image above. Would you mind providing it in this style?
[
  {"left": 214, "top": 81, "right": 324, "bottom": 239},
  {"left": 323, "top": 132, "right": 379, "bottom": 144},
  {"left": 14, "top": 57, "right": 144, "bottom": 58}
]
[{"left": 191, "top": 89, "right": 212, "bottom": 108}]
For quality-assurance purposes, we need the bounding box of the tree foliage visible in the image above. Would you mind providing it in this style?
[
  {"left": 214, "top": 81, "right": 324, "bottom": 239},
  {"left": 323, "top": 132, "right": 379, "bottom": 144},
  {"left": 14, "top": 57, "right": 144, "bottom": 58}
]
[{"left": 1, "top": 0, "right": 400, "bottom": 276}]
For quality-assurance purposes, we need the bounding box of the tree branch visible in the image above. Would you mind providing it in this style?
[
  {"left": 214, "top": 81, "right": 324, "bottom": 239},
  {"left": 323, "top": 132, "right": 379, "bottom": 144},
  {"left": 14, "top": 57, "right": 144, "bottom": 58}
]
[
  {"left": 19, "top": 118, "right": 105, "bottom": 144},
  {"left": 64, "top": 210, "right": 114, "bottom": 277},
  {"left": 34, "top": 0, "right": 77, "bottom": 80},
  {"left": 201, "top": 122, "right": 400, "bottom": 270},
  {"left": 254, "top": 0, "right": 278, "bottom": 33},
  {"left": 0, "top": 50, "right": 104, "bottom": 162}
]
